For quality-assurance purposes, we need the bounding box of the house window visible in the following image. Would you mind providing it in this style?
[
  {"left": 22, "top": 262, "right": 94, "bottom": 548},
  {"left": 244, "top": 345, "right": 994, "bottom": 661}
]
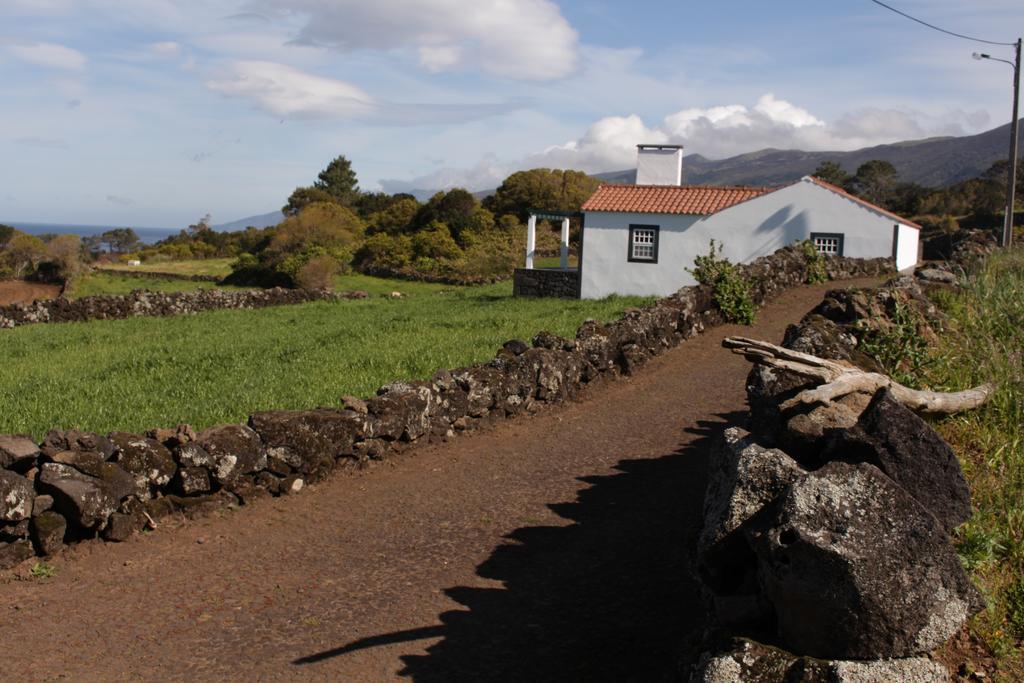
[
  {"left": 810, "top": 232, "right": 844, "bottom": 257},
  {"left": 628, "top": 225, "right": 659, "bottom": 263}
]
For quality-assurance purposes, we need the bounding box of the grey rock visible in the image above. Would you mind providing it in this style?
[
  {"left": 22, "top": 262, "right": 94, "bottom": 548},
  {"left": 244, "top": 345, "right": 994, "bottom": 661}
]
[
  {"left": 749, "top": 461, "right": 983, "bottom": 659},
  {"left": 110, "top": 432, "right": 177, "bottom": 487},
  {"left": 32, "top": 494, "right": 53, "bottom": 516},
  {"left": 698, "top": 427, "right": 804, "bottom": 594},
  {"left": 0, "top": 539, "right": 34, "bottom": 569},
  {"left": 0, "top": 435, "right": 40, "bottom": 470},
  {"left": 175, "top": 467, "right": 211, "bottom": 495},
  {"left": 690, "top": 638, "right": 947, "bottom": 683},
  {"left": 0, "top": 470, "right": 35, "bottom": 521},
  {"left": 249, "top": 408, "right": 362, "bottom": 473},
  {"left": 0, "top": 519, "right": 30, "bottom": 540},
  {"left": 194, "top": 424, "right": 266, "bottom": 484},
  {"left": 829, "top": 657, "right": 947, "bottom": 682},
  {"left": 365, "top": 382, "right": 436, "bottom": 441},
  {"left": 915, "top": 267, "right": 956, "bottom": 284},
  {"left": 41, "top": 429, "right": 114, "bottom": 459},
  {"left": 31, "top": 511, "right": 66, "bottom": 555},
  {"left": 824, "top": 388, "right": 972, "bottom": 534},
  {"left": 37, "top": 463, "right": 118, "bottom": 529},
  {"left": 103, "top": 512, "right": 141, "bottom": 542}
]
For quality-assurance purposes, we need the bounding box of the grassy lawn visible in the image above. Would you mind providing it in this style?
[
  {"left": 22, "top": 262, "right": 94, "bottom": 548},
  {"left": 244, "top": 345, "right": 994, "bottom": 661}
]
[
  {"left": 0, "top": 280, "right": 651, "bottom": 438},
  {"left": 869, "top": 248, "right": 1024, "bottom": 676},
  {"left": 68, "top": 272, "right": 247, "bottom": 299},
  {"left": 331, "top": 272, "right": 463, "bottom": 297},
  {"left": 924, "top": 249, "right": 1024, "bottom": 677},
  {"left": 99, "top": 258, "right": 235, "bottom": 278}
]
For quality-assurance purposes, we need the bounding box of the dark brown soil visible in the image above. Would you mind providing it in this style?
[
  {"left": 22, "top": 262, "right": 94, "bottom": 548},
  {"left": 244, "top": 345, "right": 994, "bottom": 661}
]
[
  {"left": 0, "top": 278, "right": 880, "bottom": 681},
  {"left": 0, "top": 280, "right": 60, "bottom": 306}
]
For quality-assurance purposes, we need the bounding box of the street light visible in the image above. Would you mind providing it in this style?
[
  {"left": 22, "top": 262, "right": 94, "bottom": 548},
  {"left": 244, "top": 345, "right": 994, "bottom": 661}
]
[{"left": 974, "top": 39, "right": 1021, "bottom": 248}]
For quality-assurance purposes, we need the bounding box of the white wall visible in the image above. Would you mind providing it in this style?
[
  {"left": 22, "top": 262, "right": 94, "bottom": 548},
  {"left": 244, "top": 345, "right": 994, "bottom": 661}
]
[
  {"left": 580, "top": 178, "right": 919, "bottom": 299},
  {"left": 636, "top": 147, "right": 683, "bottom": 186},
  {"left": 580, "top": 212, "right": 702, "bottom": 298},
  {"left": 895, "top": 222, "right": 919, "bottom": 271}
]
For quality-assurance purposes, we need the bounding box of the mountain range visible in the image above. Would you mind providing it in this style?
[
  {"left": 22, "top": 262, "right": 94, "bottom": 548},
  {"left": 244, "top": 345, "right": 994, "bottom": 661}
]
[
  {"left": 593, "top": 120, "right": 1023, "bottom": 188},
  {"left": 223, "top": 121, "right": 1022, "bottom": 228}
]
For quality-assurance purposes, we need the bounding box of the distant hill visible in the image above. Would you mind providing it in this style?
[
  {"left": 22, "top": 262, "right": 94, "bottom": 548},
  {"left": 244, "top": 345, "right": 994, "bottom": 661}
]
[
  {"left": 593, "top": 121, "right": 1023, "bottom": 189},
  {"left": 212, "top": 210, "right": 283, "bottom": 232}
]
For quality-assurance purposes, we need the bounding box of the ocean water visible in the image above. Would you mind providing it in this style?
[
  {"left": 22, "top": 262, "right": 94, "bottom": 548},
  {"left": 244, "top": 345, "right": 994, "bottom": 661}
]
[{"left": 3, "top": 221, "right": 179, "bottom": 245}]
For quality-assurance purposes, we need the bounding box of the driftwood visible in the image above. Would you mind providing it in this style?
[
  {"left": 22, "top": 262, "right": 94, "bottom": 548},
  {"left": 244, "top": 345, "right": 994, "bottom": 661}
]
[{"left": 723, "top": 336, "right": 993, "bottom": 415}]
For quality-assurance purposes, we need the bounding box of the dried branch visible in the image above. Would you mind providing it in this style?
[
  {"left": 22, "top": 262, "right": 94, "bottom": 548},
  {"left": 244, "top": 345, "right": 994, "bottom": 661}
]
[{"left": 723, "top": 336, "right": 993, "bottom": 414}]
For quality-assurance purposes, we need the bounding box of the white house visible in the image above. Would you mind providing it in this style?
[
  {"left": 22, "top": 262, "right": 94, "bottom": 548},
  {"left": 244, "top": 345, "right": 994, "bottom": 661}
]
[{"left": 575, "top": 144, "right": 920, "bottom": 299}]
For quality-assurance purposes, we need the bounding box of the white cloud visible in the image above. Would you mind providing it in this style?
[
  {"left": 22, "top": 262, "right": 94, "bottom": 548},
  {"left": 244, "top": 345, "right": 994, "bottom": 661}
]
[
  {"left": 5, "top": 40, "right": 86, "bottom": 70},
  {"left": 205, "top": 60, "right": 376, "bottom": 119},
  {"left": 204, "top": 59, "right": 520, "bottom": 124},
  {"left": 248, "top": 0, "right": 579, "bottom": 80},
  {"left": 380, "top": 95, "right": 993, "bottom": 192},
  {"left": 418, "top": 45, "right": 461, "bottom": 73},
  {"left": 150, "top": 41, "right": 181, "bottom": 56}
]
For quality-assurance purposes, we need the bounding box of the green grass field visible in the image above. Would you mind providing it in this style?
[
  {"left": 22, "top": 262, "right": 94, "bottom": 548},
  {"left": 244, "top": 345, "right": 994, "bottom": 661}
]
[
  {"left": 68, "top": 272, "right": 247, "bottom": 299},
  {"left": 100, "top": 258, "right": 236, "bottom": 277},
  {"left": 0, "top": 279, "right": 651, "bottom": 438}
]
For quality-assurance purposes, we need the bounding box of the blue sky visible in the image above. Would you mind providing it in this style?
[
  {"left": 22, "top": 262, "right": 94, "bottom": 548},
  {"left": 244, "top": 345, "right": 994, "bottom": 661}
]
[{"left": 1, "top": 0, "right": 1021, "bottom": 228}]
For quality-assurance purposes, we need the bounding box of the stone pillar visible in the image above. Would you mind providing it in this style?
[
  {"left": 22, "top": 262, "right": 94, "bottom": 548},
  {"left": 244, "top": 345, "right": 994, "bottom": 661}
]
[
  {"left": 526, "top": 214, "right": 536, "bottom": 269},
  {"left": 560, "top": 217, "right": 570, "bottom": 269}
]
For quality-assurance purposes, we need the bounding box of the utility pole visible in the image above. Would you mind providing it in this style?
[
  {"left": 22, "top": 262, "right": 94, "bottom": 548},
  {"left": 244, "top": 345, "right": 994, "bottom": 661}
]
[
  {"left": 974, "top": 39, "right": 1021, "bottom": 247},
  {"left": 1006, "top": 38, "right": 1021, "bottom": 247}
]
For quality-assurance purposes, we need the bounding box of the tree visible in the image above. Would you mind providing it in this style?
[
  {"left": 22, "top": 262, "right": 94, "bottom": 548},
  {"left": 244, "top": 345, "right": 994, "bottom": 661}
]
[
  {"left": 483, "top": 168, "right": 601, "bottom": 221},
  {"left": 187, "top": 215, "right": 212, "bottom": 237},
  {"left": 0, "top": 224, "right": 16, "bottom": 247},
  {"left": 848, "top": 160, "right": 900, "bottom": 209},
  {"left": 282, "top": 186, "right": 337, "bottom": 216},
  {"left": 414, "top": 188, "right": 479, "bottom": 240},
  {"left": 44, "top": 234, "right": 84, "bottom": 282},
  {"left": 2, "top": 232, "right": 47, "bottom": 278},
  {"left": 314, "top": 155, "right": 360, "bottom": 206},
  {"left": 100, "top": 228, "right": 140, "bottom": 254},
  {"left": 367, "top": 197, "right": 420, "bottom": 235},
  {"left": 269, "top": 202, "right": 365, "bottom": 255},
  {"left": 812, "top": 161, "right": 850, "bottom": 186}
]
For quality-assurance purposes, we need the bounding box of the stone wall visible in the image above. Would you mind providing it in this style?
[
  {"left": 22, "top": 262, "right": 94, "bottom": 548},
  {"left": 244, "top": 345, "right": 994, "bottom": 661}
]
[
  {"left": 512, "top": 268, "right": 581, "bottom": 298},
  {"left": 0, "top": 287, "right": 367, "bottom": 328},
  {"left": 692, "top": 271, "right": 982, "bottom": 681},
  {"left": 0, "top": 245, "right": 892, "bottom": 570}
]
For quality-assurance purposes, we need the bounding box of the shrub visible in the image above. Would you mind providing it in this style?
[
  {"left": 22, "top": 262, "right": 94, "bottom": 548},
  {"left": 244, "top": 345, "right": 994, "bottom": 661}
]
[
  {"left": 798, "top": 239, "right": 828, "bottom": 284},
  {"left": 688, "top": 240, "right": 755, "bottom": 324},
  {"left": 295, "top": 255, "right": 340, "bottom": 291},
  {"left": 411, "top": 221, "right": 462, "bottom": 260}
]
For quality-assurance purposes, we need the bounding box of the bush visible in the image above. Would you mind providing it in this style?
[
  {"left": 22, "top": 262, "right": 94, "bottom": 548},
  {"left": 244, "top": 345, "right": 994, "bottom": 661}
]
[
  {"left": 411, "top": 221, "right": 462, "bottom": 260},
  {"left": 797, "top": 239, "right": 828, "bottom": 284},
  {"left": 688, "top": 239, "right": 755, "bottom": 324},
  {"left": 295, "top": 255, "right": 340, "bottom": 291}
]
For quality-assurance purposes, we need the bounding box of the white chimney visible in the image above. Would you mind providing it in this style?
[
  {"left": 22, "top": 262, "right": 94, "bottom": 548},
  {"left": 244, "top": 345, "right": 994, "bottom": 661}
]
[{"left": 635, "top": 144, "right": 683, "bottom": 186}]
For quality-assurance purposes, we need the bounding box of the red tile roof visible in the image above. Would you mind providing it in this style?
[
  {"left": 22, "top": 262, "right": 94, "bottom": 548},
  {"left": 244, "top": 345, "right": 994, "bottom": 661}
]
[
  {"left": 580, "top": 178, "right": 921, "bottom": 229},
  {"left": 804, "top": 176, "right": 921, "bottom": 229},
  {"left": 581, "top": 183, "right": 774, "bottom": 215}
]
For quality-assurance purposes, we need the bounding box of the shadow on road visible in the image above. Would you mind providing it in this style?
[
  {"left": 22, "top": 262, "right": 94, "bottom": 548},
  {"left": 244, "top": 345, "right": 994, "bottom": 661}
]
[{"left": 294, "top": 412, "right": 744, "bottom": 681}]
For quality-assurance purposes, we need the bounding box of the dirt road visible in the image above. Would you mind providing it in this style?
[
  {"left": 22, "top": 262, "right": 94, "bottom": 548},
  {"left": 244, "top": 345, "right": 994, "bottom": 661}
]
[{"left": 0, "top": 279, "right": 875, "bottom": 682}]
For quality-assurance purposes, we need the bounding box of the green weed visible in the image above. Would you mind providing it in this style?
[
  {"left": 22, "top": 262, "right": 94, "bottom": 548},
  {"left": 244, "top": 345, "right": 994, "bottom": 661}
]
[
  {"left": 29, "top": 562, "right": 56, "bottom": 579},
  {"left": 688, "top": 239, "right": 755, "bottom": 325}
]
